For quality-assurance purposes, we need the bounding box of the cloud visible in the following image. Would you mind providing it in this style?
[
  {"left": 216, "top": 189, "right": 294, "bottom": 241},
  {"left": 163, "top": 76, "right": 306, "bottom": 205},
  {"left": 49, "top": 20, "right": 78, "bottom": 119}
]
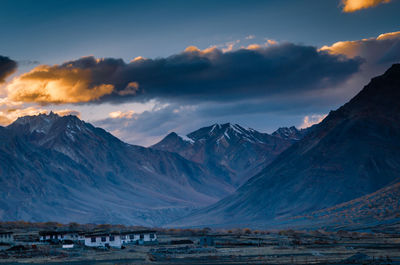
[
  {"left": 300, "top": 114, "right": 327, "bottom": 129},
  {"left": 0, "top": 56, "right": 17, "bottom": 83},
  {"left": 109, "top": 110, "right": 135, "bottom": 119},
  {"left": 320, "top": 31, "right": 400, "bottom": 74},
  {"left": 93, "top": 98, "right": 332, "bottom": 146},
  {"left": 54, "top": 109, "right": 81, "bottom": 118},
  {"left": 321, "top": 31, "right": 400, "bottom": 59},
  {"left": 5, "top": 44, "right": 361, "bottom": 105},
  {"left": 6, "top": 60, "right": 115, "bottom": 104},
  {"left": 341, "top": 0, "right": 391, "bottom": 12}
]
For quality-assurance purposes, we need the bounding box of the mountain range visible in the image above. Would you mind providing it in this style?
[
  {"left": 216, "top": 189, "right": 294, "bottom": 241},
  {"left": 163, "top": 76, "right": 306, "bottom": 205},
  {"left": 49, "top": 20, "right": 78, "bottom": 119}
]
[
  {"left": 0, "top": 111, "right": 302, "bottom": 225},
  {"left": 173, "top": 64, "right": 400, "bottom": 228},
  {"left": 1, "top": 64, "right": 399, "bottom": 230},
  {"left": 152, "top": 123, "right": 307, "bottom": 187}
]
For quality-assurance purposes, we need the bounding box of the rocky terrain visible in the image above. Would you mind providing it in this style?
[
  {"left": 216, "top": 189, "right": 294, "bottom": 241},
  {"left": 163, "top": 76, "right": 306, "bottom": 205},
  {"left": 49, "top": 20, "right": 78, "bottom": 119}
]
[
  {"left": 152, "top": 123, "right": 306, "bottom": 187},
  {"left": 1, "top": 225, "right": 400, "bottom": 264},
  {"left": 0, "top": 113, "right": 303, "bottom": 226},
  {"left": 174, "top": 64, "right": 400, "bottom": 228}
]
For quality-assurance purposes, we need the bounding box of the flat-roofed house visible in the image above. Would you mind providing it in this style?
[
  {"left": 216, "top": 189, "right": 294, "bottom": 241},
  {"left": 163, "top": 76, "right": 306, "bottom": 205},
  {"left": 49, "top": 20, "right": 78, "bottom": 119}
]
[
  {"left": 39, "top": 231, "right": 81, "bottom": 242},
  {"left": 84, "top": 230, "right": 157, "bottom": 248},
  {"left": 84, "top": 232, "right": 123, "bottom": 248},
  {"left": 0, "top": 231, "right": 14, "bottom": 244},
  {"left": 122, "top": 230, "right": 157, "bottom": 245}
]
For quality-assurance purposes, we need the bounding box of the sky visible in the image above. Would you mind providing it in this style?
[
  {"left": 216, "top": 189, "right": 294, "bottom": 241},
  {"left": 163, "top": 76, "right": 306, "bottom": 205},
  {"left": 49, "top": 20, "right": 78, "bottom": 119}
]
[{"left": 0, "top": 0, "right": 399, "bottom": 146}]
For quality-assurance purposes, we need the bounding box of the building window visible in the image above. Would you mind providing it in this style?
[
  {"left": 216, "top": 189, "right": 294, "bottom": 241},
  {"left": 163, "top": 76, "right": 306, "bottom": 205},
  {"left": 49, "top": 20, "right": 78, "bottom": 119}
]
[
  {"left": 101, "top": 237, "right": 106, "bottom": 242},
  {"left": 110, "top": 236, "right": 115, "bottom": 241},
  {"left": 129, "top": 235, "right": 134, "bottom": 240},
  {"left": 140, "top": 234, "right": 144, "bottom": 239},
  {"left": 121, "top": 235, "right": 126, "bottom": 240},
  {"left": 150, "top": 234, "right": 155, "bottom": 239},
  {"left": 91, "top": 237, "right": 96, "bottom": 243}
]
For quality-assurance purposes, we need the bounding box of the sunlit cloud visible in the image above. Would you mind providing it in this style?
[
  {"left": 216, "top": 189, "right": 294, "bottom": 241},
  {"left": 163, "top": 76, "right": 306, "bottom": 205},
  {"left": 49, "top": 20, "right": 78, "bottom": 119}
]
[
  {"left": 109, "top": 110, "right": 135, "bottom": 119},
  {"left": 320, "top": 31, "right": 400, "bottom": 63},
  {"left": 54, "top": 109, "right": 81, "bottom": 118},
  {"left": 130, "top": 56, "right": 146, "bottom": 62},
  {"left": 266, "top": 39, "right": 278, "bottom": 46},
  {"left": 0, "top": 106, "right": 46, "bottom": 125},
  {"left": 6, "top": 62, "right": 115, "bottom": 104},
  {"left": 341, "top": 0, "right": 391, "bottom": 12},
  {"left": 246, "top": 44, "right": 262, "bottom": 50},
  {"left": 245, "top": 35, "right": 255, "bottom": 40},
  {"left": 300, "top": 114, "right": 327, "bottom": 129},
  {"left": 3, "top": 44, "right": 361, "bottom": 107},
  {"left": 221, "top": 40, "right": 240, "bottom": 53}
]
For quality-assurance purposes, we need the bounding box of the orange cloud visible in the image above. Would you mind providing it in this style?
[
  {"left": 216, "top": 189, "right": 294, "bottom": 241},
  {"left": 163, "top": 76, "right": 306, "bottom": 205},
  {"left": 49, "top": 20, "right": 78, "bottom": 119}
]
[
  {"left": 118, "top": 82, "right": 139, "bottom": 96},
  {"left": 300, "top": 114, "right": 327, "bottom": 129},
  {"left": 320, "top": 31, "right": 400, "bottom": 58},
  {"left": 54, "top": 109, "right": 81, "bottom": 118},
  {"left": 341, "top": 0, "right": 391, "bottom": 12},
  {"left": 0, "top": 106, "right": 45, "bottom": 125},
  {"left": 109, "top": 110, "right": 135, "bottom": 119},
  {"left": 6, "top": 62, "right": 114, "bottom": 105}
]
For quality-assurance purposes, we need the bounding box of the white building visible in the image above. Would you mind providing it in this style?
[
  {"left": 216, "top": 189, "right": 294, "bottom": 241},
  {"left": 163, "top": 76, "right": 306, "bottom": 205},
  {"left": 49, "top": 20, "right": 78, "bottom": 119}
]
[
  {"left": 0, "top": 231, "right": 14, "bottom": 244},
  {"left": 84, "top": 230, "right": 157, "bottom": 248},
  {"left": 39, "top": 231, "right": 83, "bottom": 243}
]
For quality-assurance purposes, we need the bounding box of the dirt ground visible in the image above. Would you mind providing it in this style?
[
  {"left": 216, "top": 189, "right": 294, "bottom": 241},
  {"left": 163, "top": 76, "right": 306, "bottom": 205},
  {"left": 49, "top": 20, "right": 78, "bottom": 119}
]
[{"left": 2, "top": 231, "right": 400, "bottom": 264}]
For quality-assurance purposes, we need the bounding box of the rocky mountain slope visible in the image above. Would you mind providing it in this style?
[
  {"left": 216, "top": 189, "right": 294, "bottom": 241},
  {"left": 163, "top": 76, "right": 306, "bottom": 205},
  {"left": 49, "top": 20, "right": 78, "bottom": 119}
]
[
  {"left": 152, "top": 123, "right": 306, "bottom": 187},
  {"left": 293, "top": 181, "right": 400, "bottom": 230},
  {"left": 1, "top": 113, "right": 236, "bottom": 225},
  {"left": 173, "top": 64, "right": 400, "bottom": 228},
  {"left": 1, "top": 112, "right": 305, "bottom": 226}
]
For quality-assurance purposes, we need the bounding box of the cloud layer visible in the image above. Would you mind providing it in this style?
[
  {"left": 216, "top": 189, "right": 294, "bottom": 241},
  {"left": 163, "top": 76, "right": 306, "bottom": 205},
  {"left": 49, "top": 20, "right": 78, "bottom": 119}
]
[
  {"left": 321, "top": 31, "right": 400, "bottom": 72},
  {"left": 6, "top": 44, "right": 361, "bottom": 105},
  {"left": 93, "top": 31, "right": 400, "bottom": 145},
  {"left": 0, "top": 56, "right": 17, "bottom": 83},
  {"left": 341, "top": 0, "right": 391, "bottom": 12}
]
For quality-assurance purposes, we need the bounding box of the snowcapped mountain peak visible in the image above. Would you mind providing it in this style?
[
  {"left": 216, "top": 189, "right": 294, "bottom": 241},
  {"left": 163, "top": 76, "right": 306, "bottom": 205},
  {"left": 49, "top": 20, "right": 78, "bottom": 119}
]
[
  {"left": 188, "top": 122, "right": 256, "bottom": 142},
  {"left": 12, "top": 112, "right": 62, "bottom": 134},
  {"left": 180, "top": 134, "right": 195, "bottom": 144},
  {"left": 8, "top": 111, "right": 92, "bottom": 147},
  {"left": 272, "top": 126, "right": 308, "bottom": 141}
]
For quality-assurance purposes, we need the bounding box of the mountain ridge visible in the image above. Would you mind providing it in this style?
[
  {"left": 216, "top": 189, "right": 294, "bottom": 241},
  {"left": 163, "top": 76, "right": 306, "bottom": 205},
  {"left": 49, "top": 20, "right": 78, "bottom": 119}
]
[
  {"left": 171, "top": 63, "right": 400, "bottom": 228},
  {"left": 152, "top": 123, "right": 309, "bottom": 187},
  {"left": 0, "top": 112, "right": 306, "bottom": 225}
]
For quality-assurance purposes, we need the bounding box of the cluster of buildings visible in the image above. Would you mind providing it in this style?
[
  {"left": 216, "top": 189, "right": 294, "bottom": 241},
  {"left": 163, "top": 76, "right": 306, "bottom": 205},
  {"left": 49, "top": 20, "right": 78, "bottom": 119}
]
[{"left": 1, "top": 229, "right": 157, "bottom": 249}]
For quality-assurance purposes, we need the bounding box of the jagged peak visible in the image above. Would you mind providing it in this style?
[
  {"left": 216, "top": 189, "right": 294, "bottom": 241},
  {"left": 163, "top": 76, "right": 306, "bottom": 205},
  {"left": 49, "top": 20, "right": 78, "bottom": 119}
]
[
  {"left": 271, "top": 126, "right": 306, "bottom": 141},
  {"left": 13, "top": 112, "right": 60, "bottom": 125},
  {"left": 9, "top": 111, "right": 86, "bottom": 136},
  {"left": 153, "top": 131, "right": 194, "bottom": 147},
  {"left": 186, "top": 122, "right": 268, "bottom": 144}
]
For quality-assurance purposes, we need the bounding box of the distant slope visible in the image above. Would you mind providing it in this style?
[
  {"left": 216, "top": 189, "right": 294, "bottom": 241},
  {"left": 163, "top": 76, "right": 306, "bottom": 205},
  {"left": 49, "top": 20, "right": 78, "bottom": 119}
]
[
  {"left": 152, "top": 123, "right": 307, "bottom": 187},
  {"left": 174, "top": 64, "right": 400, "bottom": 228},
  {"left": 271, "top": 126, "right": 309, "bottom": 142},
  {"left": 0, "top": 113, "right": 235, "bottom": 225},
  {"left": 294, "top": 181, "right": 400, "bottom": 230}
]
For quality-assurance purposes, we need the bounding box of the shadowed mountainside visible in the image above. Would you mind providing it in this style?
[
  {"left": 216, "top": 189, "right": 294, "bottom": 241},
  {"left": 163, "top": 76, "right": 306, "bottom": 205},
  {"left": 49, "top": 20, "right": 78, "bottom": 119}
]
[
  {"left": 152, "top": 123, "right": 308, "bottom": 187},
  {"left": 173, "top": 64, "right": 400, "bottom": 228},
  {"left": 292, "top": 181, "right": 400, "bottom": 230},
  {"left": 1, "top": 113, "right": 236, "bottom": 225},
  {"left": 0, "top": 113, "right": 303, "bottom": 226}
]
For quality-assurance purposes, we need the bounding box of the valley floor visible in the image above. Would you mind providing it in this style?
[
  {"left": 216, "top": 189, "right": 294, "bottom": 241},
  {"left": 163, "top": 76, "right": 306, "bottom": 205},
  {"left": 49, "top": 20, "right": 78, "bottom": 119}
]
[{"left": 2, "top": 230, "right": 400, "bottom": 264}]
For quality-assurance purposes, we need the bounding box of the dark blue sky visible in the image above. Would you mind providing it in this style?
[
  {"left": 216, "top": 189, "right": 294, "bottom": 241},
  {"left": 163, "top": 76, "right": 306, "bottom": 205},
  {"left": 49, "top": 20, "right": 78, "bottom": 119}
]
[
  {"left": 1, "top": 0, "right": 399, "bottom": 64},
  {"left": 0, "top": 0, "right": 399, "bottom": 145}
]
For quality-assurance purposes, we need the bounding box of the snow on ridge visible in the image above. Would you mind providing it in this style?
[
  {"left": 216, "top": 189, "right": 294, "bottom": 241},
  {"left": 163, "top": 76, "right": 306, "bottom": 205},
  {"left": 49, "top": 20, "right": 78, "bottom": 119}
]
[{"left": 180, "top": 134, "right": 195, "bottom": 144}]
